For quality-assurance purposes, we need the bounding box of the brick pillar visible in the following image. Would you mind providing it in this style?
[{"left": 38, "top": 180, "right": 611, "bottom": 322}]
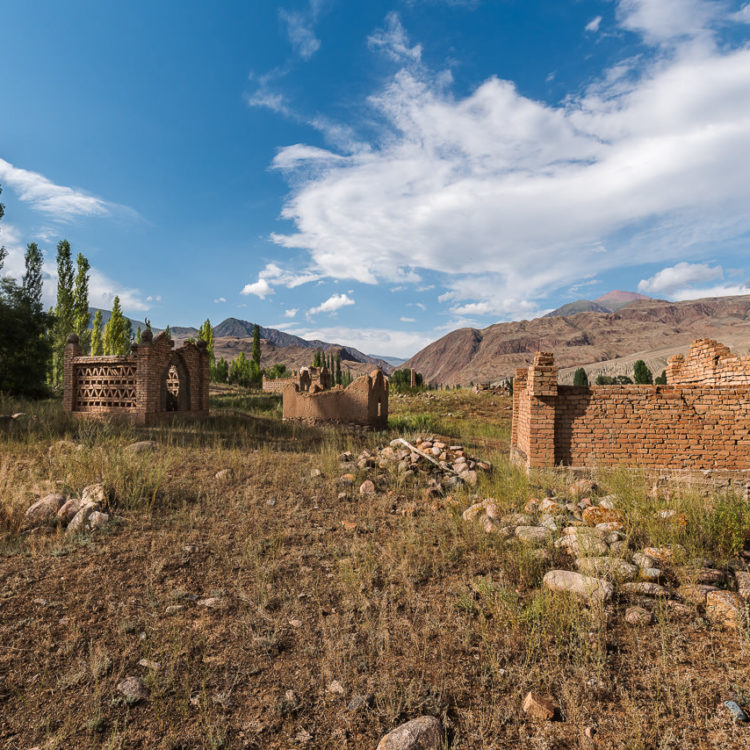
[
  {"left": 525, "top": 352, "right": 558, "bottom": 469},
  {"left": 511, "top": 367, "right": 527, "bottom": 449},
  {"left": 62, "top": 334, "right": 82, "bottom": 413}
]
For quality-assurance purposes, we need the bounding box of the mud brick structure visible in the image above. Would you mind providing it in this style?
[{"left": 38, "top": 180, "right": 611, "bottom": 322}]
[
  {"left": 262, "top": 366, "right": 331, "bottom": 393},
  {"left": 63, "top": 330, "right": 209, "bottom": 425},
  {"left": 511, "top": 340, "right": 750, "bottom": 472},
  {"left": 282, "top": 369, "right": 388, "bottom": 427}
]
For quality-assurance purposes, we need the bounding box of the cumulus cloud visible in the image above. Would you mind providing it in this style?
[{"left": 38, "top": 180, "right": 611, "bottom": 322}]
[
  {"left": 585, "top": 15, "right": 603, "bottom": 33},
  {"left": 284, "top": 307, "right": 298, "bottom": 318},
  {"left": 638, "top": 261, "right": 723, "bottom": 295},
  {"left": 267, "top": 3, "right": 750, "bottom": 319},
  {"left": 400, "top": 316, "right": 416, "bottom": 322},
  {"left": 308, "top": 292, "right": 355, "bottom": 316},
  {"left": 241, "top": 262, "right": 320, "bottom": 299},
  {"left": 638, "top": 262, "right": 750, "bottom": 300},
  {"left": 214, "top": 297, "right": 227, "bottom": 303},
  {"left": 280, "top": 9, "right": 321, "bottom": 59},
  {"left": 0, "top": 158, "right": 129, "bottom": 220}
]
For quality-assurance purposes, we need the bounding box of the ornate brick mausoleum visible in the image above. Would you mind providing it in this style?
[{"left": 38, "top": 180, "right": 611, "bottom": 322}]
[
  {"left": 511, "top": 339, "right": 750, "bottom": 472},
  {"left": 63, "top": 330, "right": 210, "bottom": 425}
]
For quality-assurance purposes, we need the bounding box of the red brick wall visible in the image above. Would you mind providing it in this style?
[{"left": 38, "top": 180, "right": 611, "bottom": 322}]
[{"left": 667, "top": 338, "right": 750, "bottom": 386}]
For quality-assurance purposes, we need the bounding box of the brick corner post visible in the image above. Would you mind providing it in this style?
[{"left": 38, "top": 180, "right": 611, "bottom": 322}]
[
  {"left": 524, "top": 352, "right": 558, "bottom": 469},
  {"left": 62, "top": 334, "right": 83, "bottom": 413}
]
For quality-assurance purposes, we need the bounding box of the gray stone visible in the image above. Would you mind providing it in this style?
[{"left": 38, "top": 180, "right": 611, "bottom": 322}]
[
  {"left": 625, "top": 606, "right": 653, "bottom": 626},
  {"left": 125, "top": 440, "right": 156, "bottom": 454},
  {"left": 576, "top": 556, "right": 637, "bottom": 581},
  {"left": 57, "top": 497, "right": 83, "bottom": 525},
  {"left": 543, "top": 570, "right": 614, "bottom": 604},
  {"left": 632, "top": 552, "right": 657, "bottom": 570},
  {"left": 214, "top": 469, "right": 234, "bottom": 481},
  {"left": 640, "top": 567, "right": 663, "bottom": 582},
  {"left": 65, "top": 501, "right": 98, "bottom": 535},
  {"left": 25, "top": 494, "right": 66, "bottom": 524},
  {"left": 621, "top": 582, "right": 670, "bottom": 597},
  {"left": 376, "top": 716, "right": 443, "bottom": 750},
  {"left": 735, "top": 571, "right": 750, "bottom": 602},
  {"left": 81, "top": 483, "right": 107, "bottom": 505},
  {"left": 514, "top": 526, "right": 552, "bottom": 545},
  {"left": 117, "top": 676, "right": 148, "bottom": 704},
  {"left": 86, "top": 511, "right": 110, "bottom": 530}
]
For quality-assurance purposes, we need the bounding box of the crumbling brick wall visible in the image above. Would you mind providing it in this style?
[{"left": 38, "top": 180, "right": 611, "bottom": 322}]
[
  {"left": 262, "top": 366, "right": 331, "bottom": 393},
  {"left": 282, "top": 369, "right": 388, "bottom": 427},
  {"left": 511, "top": 341, "right": 750, "bottom": 471},
  {"left": 667, "top": 338, "right": 750, "bottom": 385},
  {"left": 63, "top": 330, "right": 209, "bottom": 425}
]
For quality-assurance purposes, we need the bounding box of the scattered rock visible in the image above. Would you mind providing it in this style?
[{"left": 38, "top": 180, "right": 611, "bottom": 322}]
[
  {"left": 197, "top": 597, "right": 226, "bottom": 610},
  {"left": 214, "top": 469, "right": 234, "bottom": 481},
  {"left": 640, "top": 567, "right": 663, "bottom": 582},
  {"left": 81, "top": 483, "right": 107, "bottom": 505},
  {"left": 65, "top": 502, "right": 98, "bottom": 535},
  {"left": 327, "top": 680, "right": 345, "bottom": 695},
  {"left": 632, "top": 552, "right": 657, "bottom": 570},
  {"left": 576, "top": 557, "right": 637, "bottom": 581},
  {"left": 570, "top": 479, "right": 596, "bottom": 498},
  {"left": 359, "top": 480, "right": 375, "bottom": 497},
  {"left": 543, "top": 570, "right": 614, "bottom": 604},
  {"left": 695, "top": 568, "right": 725, "bottom": 586},
  {"left": 125, "top": 440, "right": 156, "bottom": 454},
  {"left": 310, "top": 468, "right": 322, "bottom": 478},
  {"left": 514, "top": 526, "right": 552, "bottom": 545},
  {"left": 86, "top": 511, "right": 110, "bottom": 531},
  {"left": 582, "top": 506, "right": 624, "bottom": 527},
  {"left": 138, "top": 658, "right": 161, "bottom": 671},
  {"left": 338, "top": 474, "right": 355, "bottom": 486},
  {"left": 643, "top": 545, "right": 685, "bottom": 564},
  {"left": 706, "top": 590, "right": 746, "bottom": 629},
  {"left": 117, "top": 676, "right": 148, "bottom": 704},
  {"left": 165, "top": 605, "right": 184, "bottom": 615},
  {"left": 346, "top": 694, "right": 373, "bottom": 713},
  {"left": 522, "top": 691, "right": 557, "bottom": 721},
  {"left": 376, "top": 715, "right": 443, "bottom": 750},
  {"left": 735, "top": 571, "right": 750, "bottom": 602},
  {"left": 723, "top": 700, "right": 750, "bottom": 722},
  {"left": 25, "top": 494, "right": 66, "bottom": 525},
  {"left": 57, "top": 497, "right": 82, "bottom": 524},
  {"left": 625, "top": 606, "right": 653, "bottom": 626},
  {"left": 665, "top": 600, "right": 693, "bottom": 619},
  {"left": 679, "top": 584, "right": 719, "bottom": 606},
  {"left": 621, "top": 582, "right": 670, "bottom": 598}
]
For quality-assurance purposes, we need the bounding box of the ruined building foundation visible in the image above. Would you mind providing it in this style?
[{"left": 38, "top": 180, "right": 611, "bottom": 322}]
[
  {"left": 282, "top": 369, "right": 388, "bottom": 428},
  {"left": 511, "top": 339, "right": 750, "bottom": 472},
  {"left": 63, "top": 330, "right": 209, "bottom": 425}
]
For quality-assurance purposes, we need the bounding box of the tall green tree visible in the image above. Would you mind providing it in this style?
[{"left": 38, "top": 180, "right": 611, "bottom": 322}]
[
  {"left": 198, "top": 318, "right": 216, "bottom": 376},
  {"left": 335, "top": 353, "right": 342, "bottom": 385},
  {"left": 573, "top": 367, "right": 589, "bottom": 386},
  {"left": 102, "top": 296, "right": 130, "bottom": 355},
  {"left": 164, "top": 324, "right": 171, "bottom": 340},
  {"left": 655, "top": 369, "right": 667, "bottom": 385},
  {"left": 52, "top": 240, "right": 75, "bottom": 384},
  {"left": 91, "top": 310, "right": 104, "bottom": 355},
  {"left": 252, "top": 323, "right": 261, "bottom": 368},
  {"left": 633, "top": 360, "right": 653, "bottom": 384},
  {"left": 72, "top": 253, "right": 91, "bottom": 353}
]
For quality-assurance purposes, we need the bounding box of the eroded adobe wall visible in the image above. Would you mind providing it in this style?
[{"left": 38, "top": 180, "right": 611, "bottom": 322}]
[
  {"left": 282, "top": 369, "right": 388, "bottom": 427},
  {"left": 667, "top": 338, "right": 750, "bottom": 386}
]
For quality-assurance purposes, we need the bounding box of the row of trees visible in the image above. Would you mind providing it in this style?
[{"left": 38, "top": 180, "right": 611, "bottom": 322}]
[
  {"left": 391, "top": 368, "right": 424, "bottom": 392},
  {"left": 312, "top": 348, "right": 353, "bottom": 387},
  {"left": 573, "top": 360, "right": 668, "bottom": 386}
]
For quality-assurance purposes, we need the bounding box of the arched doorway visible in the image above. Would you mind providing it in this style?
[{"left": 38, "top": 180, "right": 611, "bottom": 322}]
[{"left": 160, "top": 355, "right": 191, "bottom": 412}]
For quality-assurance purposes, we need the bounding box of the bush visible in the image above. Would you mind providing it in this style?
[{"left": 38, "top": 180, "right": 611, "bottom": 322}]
[
  {"left": 573, "top": 367, "right": 589, "bottom": 386},
  {"left": 633, "top": 359, "right": 653, "bottom": 384}
]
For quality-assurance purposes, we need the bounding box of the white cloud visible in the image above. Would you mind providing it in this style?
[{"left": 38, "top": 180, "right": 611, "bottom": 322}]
[
  {"left": 281, "top": 324, "right": 433, "bottom": 358},
  {"left": 638, "top": 261, "right": 723, "bottom": 295},
  {"left": 308, "top": 292, "right": 355, "bottom": 316},
  {"left": 0, "top": 158, "right": 128, "bottom": 220},
  {"left": 284, "top": 307, "right": 298, "bottom": 318},
  {"left": 268, "top": 3, "right": 750, "bottom": 319},
  {"left": 732, "top": 4, "right": 750, "bottom": 23},
  {"left": 279, "top": 8, "right": 320, "bottom": 60},
  {"left": 617, "top": 0, "right": 720, "bottom": 43},
  {"left": 368, "top": 12, "right": 422, "bottom": 63},
  {"left": 669, "top": 283, "right": 750, "bottom": 300},
  {"left": 400, "top": 316, "right": 416, "bottom": 322},
  {"left": 146, "top": 295, "right": 162, "bottom": 303},
  {"left": 214, "top": 297, "right": 227, "bottom": 303},
  {"left": 585, "top": 15, "right": 602, "bottom": 33},
  {"left": 241, "top": 278, "right": 273, "bottom": 299}
]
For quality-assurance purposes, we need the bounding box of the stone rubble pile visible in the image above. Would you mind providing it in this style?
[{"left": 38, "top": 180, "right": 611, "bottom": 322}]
[
  {"left": 462, "top": 481, "right": 750, "bottom": 627},
  {"left": 24, "top": 483, "right": 119, "bottom": 535},
  {"left": 336, "top": 436, "right": 491, "bottom": 493}
]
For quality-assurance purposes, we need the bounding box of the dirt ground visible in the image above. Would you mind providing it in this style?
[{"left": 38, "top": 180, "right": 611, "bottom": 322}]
[{"left": 1, "top": 389, "right": 749, "bottom": 749}]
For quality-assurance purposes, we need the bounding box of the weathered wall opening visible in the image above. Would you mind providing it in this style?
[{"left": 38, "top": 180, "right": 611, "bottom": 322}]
[
  {"left": 63, "top": 330, "right": 209, "bottom": 425},
  {"left": 511, "top": 340, "right": 750, "bottom": 472}
]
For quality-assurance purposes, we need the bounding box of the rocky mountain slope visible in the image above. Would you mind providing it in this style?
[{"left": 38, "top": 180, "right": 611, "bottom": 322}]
[
  {"left": 404, "top": 294, "right": 750, "bottom": 385},
  {"left": 544, "top": 290, "right": 652, "bottom": 317}
]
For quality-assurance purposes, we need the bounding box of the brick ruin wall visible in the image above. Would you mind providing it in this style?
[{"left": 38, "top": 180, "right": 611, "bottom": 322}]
[
  {"left": 667, "top": 338, "right": 750, "bottom": 386},
  {"left": 282, "top": 369, "right": 388, "bottom": 427},
  {"left": 512, "top": 340, "right": 750, "bottom": 472},
  {"left": 262, "top": 366, "right": 331, "bottom": 393},
  {"left": 63, "top": 331, "right": 210, "bottom": 425}
]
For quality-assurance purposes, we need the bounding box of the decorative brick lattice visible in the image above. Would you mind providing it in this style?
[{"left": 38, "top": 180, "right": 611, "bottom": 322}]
[
  {"left": 74, "top": 362, "right": 137, "bottom": 410},
  {"left": 166, "top": 365, "right": 180, "bottom": 397}
]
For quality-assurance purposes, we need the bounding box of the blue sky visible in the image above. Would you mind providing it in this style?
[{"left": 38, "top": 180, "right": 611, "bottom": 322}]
[{"left": 1, "top": 0, "right": 750, "bottom": 357}]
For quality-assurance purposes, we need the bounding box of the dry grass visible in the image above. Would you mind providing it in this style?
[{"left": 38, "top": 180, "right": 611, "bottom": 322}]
[{"left": 0, "top": 389, "right": 748, "bottom": 748}]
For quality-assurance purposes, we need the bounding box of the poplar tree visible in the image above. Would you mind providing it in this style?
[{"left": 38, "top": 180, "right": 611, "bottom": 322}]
[
  {"left": 573, "top": 367, "right": 589, "bottom": 386},
  {"left": 335, "top": 353, "right": 342, "bottom": 385},
  {"left": 52, "top": 240, "right": 75, "bottom": 384},
  {"left": 198, "top": 318, "right": 215, "bottom": 367},
  {"left": 102, "top": 296, "right": 130, "bottom": 355},
  {"left": 72, "top": 253, "right": 91, "bottom": 353},
  {"left": 633, "top": 360, "right": 653, "bottom": 384},
  {"left": 164, "top": 324, "right": 171, "bottom": 340},
  {"left": 252, "top": 323, "right": 261, "bottom": 368},
  {"left": 91, "top": 310, "right": 104, "bottom": 355}
]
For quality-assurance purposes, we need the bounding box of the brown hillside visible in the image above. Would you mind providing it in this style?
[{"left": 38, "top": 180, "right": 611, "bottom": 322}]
[{"left": 405, "top": 294, "right": 750, "bottom": 385}]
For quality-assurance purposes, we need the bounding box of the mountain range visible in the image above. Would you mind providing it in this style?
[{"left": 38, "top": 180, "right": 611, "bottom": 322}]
[
  {"left": 403, "top": 293, "right": 750, "bottom": 386},
  {"left": 543, "top": 290, "right": 652, "bottom": 317}
]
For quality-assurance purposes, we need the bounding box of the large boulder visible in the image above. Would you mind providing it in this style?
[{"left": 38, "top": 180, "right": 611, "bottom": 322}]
[
  {"left": 706, "top": 590, "right": 746, "bottom": 629},
  {"left": 576, "top": 557, "right": 637, "bottom": 581}
]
